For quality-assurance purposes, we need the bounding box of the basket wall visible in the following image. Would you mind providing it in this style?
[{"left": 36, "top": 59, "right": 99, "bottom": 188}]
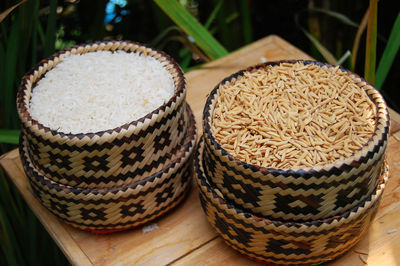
[
  {"left": 19, "top": 104, "right": 197, "bottom": 231},
  {"left": 195, "top": 139, "right": 388, "bottom": 265},
  {"left": 202, "top": 60, "right": 390, "bottom": 221}
]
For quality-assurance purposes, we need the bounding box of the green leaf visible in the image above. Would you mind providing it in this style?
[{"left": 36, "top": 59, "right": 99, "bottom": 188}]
[
  {"left": 0, "top": 0, "right": 27, "bottom": 23},
  {"left": 375, "top": 12, "right": 400, "bottom": 89},
  {"left": 149, "top": 26, "right": 182, "bottom": 47},
  {"left": 351, "top": 7, "right": 369, "bottom": 70},
  {"left": 204, "top": 0, "right": 223, "bottom": 29},
  {"left": 44, "top": 0, "right": 57, "bottom": 57},
  {"left": 31, "top": 0, "right": 39, "bottom": 65},
  {"left": 0, "top": 168, "right": 23, "bottom": 228},
  {"left": 365, "top": 0, "right": 378, "bottom": 84},
  {"left": 0, "top": 130, "right": 19, "bottom": 144},
  {"left": 295, "top": 11, "right": 337, "bottom": 65},
  {"left": 154, "top": 0, "right": 228, "bottom": 60},
  {"left": 336, "top": 50, "right": 351, "bottom": 66},
  {"left": 179, "top": 49, "right": 192, "bottom": 72},
  {"left": 309, "top": 7, "right": 359, "bottom": 28},
  {"left": 303, "top": 29, "right": 337, "bottom": 65},
  {"left": 3, "top": 13, "right": 20, "bottom": 129},
  {"left": 0, "top": 205, "right": 22, "bottom": 266},
  {"left": 240, "top": 0, "right": 253, "bottom": 44}
]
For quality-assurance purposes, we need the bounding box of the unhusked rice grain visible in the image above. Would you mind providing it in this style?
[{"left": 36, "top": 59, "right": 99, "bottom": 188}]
[
  {"left": 211, "top": 62, "right": 377, "bottom": 169},
  {"left": 30, "top": 50, "right": 175, "bottom": 134}
]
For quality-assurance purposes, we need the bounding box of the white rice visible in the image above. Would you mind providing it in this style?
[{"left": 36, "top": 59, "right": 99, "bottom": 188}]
[{"left": 29, "top": 50, "right": 175, "bottom": 134}]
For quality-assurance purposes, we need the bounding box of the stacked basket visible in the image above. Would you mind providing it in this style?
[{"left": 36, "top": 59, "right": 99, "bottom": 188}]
[
  {"left": 17, "top": 41, "right": 197, "bottom": 233},
  {"left": 195, "top": 60, "right": 390, "bottom": 264}
]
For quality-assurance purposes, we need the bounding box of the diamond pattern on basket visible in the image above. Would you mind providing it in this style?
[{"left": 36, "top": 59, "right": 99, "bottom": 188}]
[
  {"left": 120, "top": 201, "right": 146, "bottom": 216},
  {"left": 120, "top": 144, "right": 146, "bottom": 168},
  {"left": 83, "top": 154, "right": 110, "bottom": 172},
  {"left": 80, "top": 208, "right": 108, "bottom": 221}
]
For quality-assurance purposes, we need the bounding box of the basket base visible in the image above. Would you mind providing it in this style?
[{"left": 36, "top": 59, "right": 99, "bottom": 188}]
[{"left": 66, "top": 183, "right": 191, "bottom": 234}]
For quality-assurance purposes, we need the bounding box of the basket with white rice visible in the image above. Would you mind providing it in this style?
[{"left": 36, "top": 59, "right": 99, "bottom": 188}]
[{"left": 17, "top": 41, "right": 197, "bottom": 233}]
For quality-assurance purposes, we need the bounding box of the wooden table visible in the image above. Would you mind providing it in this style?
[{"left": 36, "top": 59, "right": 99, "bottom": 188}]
[{"left": 1, "top": 35, "right": 400, "bottom": 265}]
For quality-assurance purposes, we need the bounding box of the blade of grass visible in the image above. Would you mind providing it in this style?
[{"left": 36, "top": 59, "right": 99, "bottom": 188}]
[
  {"left": 169, "top": 35, "right": 210, "bottom": 62},
  {"left": 0, "top": 41, "right": 5, "bottom": 116},
  {"left": 308, "top": 7, "right": 358, "bottom": 28},
  {"left": 239, "top": 0, "right": 252, "bottom": 44},
  {"left": 352, "top": 7, "right": 369, "bottom": 70},
  {"left": 27, "top": 211, "right": 37, "bottom": 264},
  {"left": 0, "top": 168, "right": 23, "bottom": 228},
  {"left": 365, "top": 0, "right": 378, "bottom": 84},
  {"left": 37, "top": 21, "right": 45, "bottom": 45},
  {"left": 303, "top": 29, "right": 337, "bottom": 64},
  {"left": 375, "top": 12, "right": 400, "bottom": 89},
  {"left": 155, "top": 0, "right": 228, "bottom": 60},
  {"left": 149, "top": 26, "right": 182, "bottom": 47},
  {"left": 216, "top": 1, "right": 230, "bottom": 48},
  {"left": 0, "top": 130, "right": 19, "bottom": 144},
  {"left": 295, "top": 11, "right": 337, "bottom": 64},
  {"left": 0, "top": 0, "right": 27, "bottom": 23},
  {"left": 3, "top": 13, "right": 20, "bottom": 129},
  {"left": 44, "top": 0, "right": 57, "bottom": 57},
  {"left": 204, "top": 0, "right": 223, "bottom": 29},
  {"left": 1, "top": 22, "right": 8, "bottom": 47},
  {"left": 178, "top": 48, "right": 192, "bottom": 71},
  {"left": 17, "top": 2, "right": 35, "bottom": 128},
  {"left": 0, "top": 205, "right": 22, "bottom": 266},
  {"left": 336, "top": 50, "right": 351, "bottom": 66},
  {"left": 31, "top": 0, "right": 39, "bottom": 65}
]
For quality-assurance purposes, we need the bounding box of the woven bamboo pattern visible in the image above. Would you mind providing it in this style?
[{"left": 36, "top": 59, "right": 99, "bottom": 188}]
[
  {"left": 202, "top": 60, "right": 390, "bottom": 221},
  {"left": 19, "top": 105, "right": 197, "bottom": 231},
  {"left": 17, "top": 40, "right": 187, "bottom": 189},
  {"left": 195, "top": 138, "right": 388, "bottom": 265}
]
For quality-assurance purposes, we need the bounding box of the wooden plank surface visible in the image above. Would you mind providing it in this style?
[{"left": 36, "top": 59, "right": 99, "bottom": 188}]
[{"left": 1, "top": 35, "right": 400, "bottom": 265}]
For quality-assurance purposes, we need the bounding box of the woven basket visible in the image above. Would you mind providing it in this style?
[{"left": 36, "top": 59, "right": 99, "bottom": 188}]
[
  {"left": 17, "top": 40, "right": 187, "bottom": 189},
  {"left": 19, "top": 105, "right": 197, "bottom": 232},
  {"left": 202, "top": 60, "right": 390, "bottom": 221},
  {"left": 195, "top": 138, "right": 388, "bottom": 265}
]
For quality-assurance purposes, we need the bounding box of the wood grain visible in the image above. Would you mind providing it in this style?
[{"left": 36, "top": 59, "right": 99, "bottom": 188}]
[{"left": 1, "top": 35, "right": 399, "bottom": 265}]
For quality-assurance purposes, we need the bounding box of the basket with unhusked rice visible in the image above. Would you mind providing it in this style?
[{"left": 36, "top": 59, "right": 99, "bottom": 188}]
[
  {"left": 202, "top": 60, "right": 389, "bottom": 221},
  {"left": 17, "top": 40, "right": 197, "bottom": 232},
  {"left": 195, "top": 138, "right": 389, "bottom": 265}
]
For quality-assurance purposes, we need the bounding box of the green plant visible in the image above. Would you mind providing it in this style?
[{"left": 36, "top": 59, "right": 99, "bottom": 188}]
[
  {"left": 375, "top": 12, "right": 400, "bottom": 89},
  {"left": 0, "top": 0, "right": 58, "bottom": 148},
  {"left": 364, "top": 0, "right": 378, "bottom": 84},
  {"left": 0, "top": 1, "right": 68, "bottom": 264},
  {"left": 0, "top": 167, "right": 67, "bottom": 266},
  {"left": 295, "top": 7, "right": 359, "bottom": 65},
  {"left": 154, "top": 0, "right": 228, "bottom": 60},
  {"left": 297, "top": 1, "right": 400, "bottom": 95}
]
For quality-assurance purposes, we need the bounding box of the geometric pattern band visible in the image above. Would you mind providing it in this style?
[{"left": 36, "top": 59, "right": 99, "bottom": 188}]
[
  {"left": 19, "top": 104, "right": 197, "bottom": 231},
  {"left": 194, "top": 139, "right": 388, "bottom": 265},
  {"left": 203, "top": 137, "right": 385, "bottom": 220},
  {"left": 23, "top": 102, "right": 190, "bottom": 189}
]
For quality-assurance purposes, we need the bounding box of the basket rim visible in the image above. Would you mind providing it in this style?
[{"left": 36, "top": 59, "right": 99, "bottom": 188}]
[
  {"left": 16, "top": 40, "right": 186, "bottom": 138},
  {"left": 202, "top": 59, "right": 390, "bottom": 175},
  {"left": 20, "top": 104, "right": 197, "bottom": 195},
  {"left": 195, "top": 137, "right": 388, "bottom": 228}
]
